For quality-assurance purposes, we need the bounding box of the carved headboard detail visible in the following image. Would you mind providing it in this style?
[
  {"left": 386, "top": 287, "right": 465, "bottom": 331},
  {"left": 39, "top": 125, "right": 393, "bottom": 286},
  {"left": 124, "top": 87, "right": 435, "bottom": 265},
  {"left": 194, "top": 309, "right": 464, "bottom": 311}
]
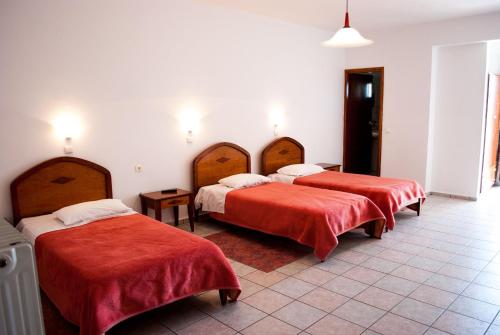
[
  {"left": 261, "top": 137, "right": 305, "bottom": 175},
  {"left": 192, "top": 142, "right": 251, "bottom": 195},
  {"left": 10, "top": 157, "right": 112, "bottom": 224}
]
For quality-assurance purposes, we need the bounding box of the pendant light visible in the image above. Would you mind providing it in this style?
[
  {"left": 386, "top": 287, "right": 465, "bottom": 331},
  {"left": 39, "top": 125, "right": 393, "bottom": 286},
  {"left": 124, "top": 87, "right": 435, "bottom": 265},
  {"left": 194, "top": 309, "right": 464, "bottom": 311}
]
[{"left": 323, "top": 0, "right": 373, "bottom": 48}]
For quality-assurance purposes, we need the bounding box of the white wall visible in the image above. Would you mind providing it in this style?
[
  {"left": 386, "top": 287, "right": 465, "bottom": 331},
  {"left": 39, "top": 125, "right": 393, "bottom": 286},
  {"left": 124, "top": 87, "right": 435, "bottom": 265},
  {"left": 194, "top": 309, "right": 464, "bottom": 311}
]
[
  {"left": 487, "top": 40, "right": 500, "bottom": 74},
  {"left": 429, "top": 43, "right": 488, "bottom": 198},
  {"left": 346, "top": 12, "right": 500, "bottom": 192},
  {"left": 0, "top": 0, "right": 345, "bottom": 221}
]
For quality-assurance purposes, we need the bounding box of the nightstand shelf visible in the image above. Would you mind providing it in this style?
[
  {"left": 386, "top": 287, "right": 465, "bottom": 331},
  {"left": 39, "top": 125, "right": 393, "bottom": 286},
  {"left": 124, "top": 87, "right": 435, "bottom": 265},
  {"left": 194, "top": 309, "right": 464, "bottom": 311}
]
[
  {"left": 140, "top": 189, "right": 195, "bottom": 232},
  {"left": 316, "top": 163, "right": 342, "bottom": 172}
]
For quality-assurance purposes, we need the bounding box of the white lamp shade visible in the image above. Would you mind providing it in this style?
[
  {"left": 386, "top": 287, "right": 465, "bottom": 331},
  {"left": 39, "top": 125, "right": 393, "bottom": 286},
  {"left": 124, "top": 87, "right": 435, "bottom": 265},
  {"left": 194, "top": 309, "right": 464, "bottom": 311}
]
[{"left": 323, "top": 27, "right": 373, "bottom": 48}]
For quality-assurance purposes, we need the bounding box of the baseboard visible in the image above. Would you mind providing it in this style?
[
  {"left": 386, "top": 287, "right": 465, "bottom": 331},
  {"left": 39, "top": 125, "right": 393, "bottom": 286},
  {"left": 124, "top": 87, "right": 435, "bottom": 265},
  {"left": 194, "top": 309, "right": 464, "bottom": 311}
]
[{"left": 428, "top": 192, "right": 477, "bottom": 201}]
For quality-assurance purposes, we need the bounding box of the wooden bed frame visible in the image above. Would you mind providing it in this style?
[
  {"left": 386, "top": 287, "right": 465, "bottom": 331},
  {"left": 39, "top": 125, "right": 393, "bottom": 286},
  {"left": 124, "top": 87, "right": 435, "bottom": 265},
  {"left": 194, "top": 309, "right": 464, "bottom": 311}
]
[
  {"left": 261, "top": 136, "right": 422, "bottom": 216},
  {"left": 192, "top": 142, "right": 251, "bottom": 196},
  {"left": 10, "top": 157, "right": 113, "bottom": 225},
  {"left": 193, "top": 141, "right": 384, "bottom": 243},
  {"left": 11, "top": 156, "right": 231, "bottom": 305}
]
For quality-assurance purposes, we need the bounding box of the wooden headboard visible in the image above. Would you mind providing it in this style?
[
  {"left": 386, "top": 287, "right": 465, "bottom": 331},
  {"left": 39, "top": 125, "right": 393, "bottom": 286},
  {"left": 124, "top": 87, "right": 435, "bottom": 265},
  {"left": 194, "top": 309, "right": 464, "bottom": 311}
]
[
  {"left": 261, "top": 137, "right": 305, "bottom": 175},
  {"left": 10, "top": 157, "right": 112, "bottom": 224},
  {"left": 192, "top": 142, "right": 251, "bottom": 195}
]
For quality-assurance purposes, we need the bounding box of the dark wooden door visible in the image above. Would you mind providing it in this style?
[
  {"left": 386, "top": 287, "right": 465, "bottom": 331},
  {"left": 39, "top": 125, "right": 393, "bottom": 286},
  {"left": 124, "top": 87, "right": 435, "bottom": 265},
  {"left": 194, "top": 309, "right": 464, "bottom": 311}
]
[
  {"left": 481, "top": 74, "right": 500, "bottom": 191},
  {"left": 343, "top": 68, "right": 384, "bottom": 176}
]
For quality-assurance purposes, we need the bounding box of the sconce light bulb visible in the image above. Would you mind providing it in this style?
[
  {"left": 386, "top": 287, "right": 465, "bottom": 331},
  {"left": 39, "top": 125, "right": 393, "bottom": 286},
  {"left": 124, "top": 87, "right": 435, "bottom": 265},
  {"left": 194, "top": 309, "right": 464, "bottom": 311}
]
[
  {"left": 273, "top": 124, "right": 279, "bottom": 137},
  {"left": 186, "top": 130, "right": 193, "bottom": 143}
]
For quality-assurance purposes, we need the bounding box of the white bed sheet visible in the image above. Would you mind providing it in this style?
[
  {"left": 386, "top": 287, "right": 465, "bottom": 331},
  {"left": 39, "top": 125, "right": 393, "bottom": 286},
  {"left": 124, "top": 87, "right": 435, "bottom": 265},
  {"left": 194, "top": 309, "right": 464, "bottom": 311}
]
[
  {"left": 194, "top": 184, "right": 234, "bottom": 214},
  {"left": 17, "top": 212, "right": 136, "bottom": 245},
  {"left": 268, "top": 173, "right": 296, "bottom": 184}
]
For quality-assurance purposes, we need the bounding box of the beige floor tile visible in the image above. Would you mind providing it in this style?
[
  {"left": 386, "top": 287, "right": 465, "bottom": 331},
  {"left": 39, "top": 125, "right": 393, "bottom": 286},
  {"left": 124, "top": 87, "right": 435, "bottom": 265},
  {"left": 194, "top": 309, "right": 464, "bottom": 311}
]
[
  {"left": 361, "top": 257, "right": 401, "bottom": 274},
  {"left": 437, "top": 264, "right": 479, "bottom": 281},
  {"left": 374, "top": 275, "right": 420, "bottom": 296},
  {"left": 433, "top": 311, "right": 489, "bottom": 335},
  {"left": 243, "top": 289, "right": 293, "bottom": 314},
  {"left": 238, "top": 278, "right": 265, "bottom": 299},
  {"left": 377, "top": 249, "right": 413, "bottom": 264},
  {"left": 487, "top": 325, "right": 500, "bottom": 335},
  {"left": 352, "top": 243, "right": 385, "bottom": 256},
  {"left": 424, "top": 328, "right": 449, "bottom": 335},
  {"left": 354, "top": 287, "right": 404, "bottom": 311},
  {"left": 462, "top": 283, "right": 500, "bottom": 305},
  {"left": 276, "top": 261, "right": 311, "bottom": 276},
  {"left": 388, "top": 242, "right": 425, "bottom": 255},
  {"left": 270, "top": 277, "right": 316, "bottom": 299},
  {"left": 272, "top": 301, "right": 327, "bottom": 330},
  {"left": 244, "top": 270, "right": 287, "bottom": 287},
  {"left": 448, "top": 296, "right": 499, "bottom": 322},
  {"left": 333, "top": 250, "right": 371, "bottom": 265},
  {"left": 448, "top": 255, "right": 489, "bottom": 270},
  {"left": 391, "top": 298, "right": 443, "bottom": 325},
  {"left": 294, "top": 267, "right": 337, "bottom": 285},
  {"left": 408, "top": 285, "right": 457, "bottom": 308},
  {"left": 176, "top": 317, "right": 236, "bottom": 335},
  {"left": 209, "top": 302, "right": 266, "bottom": 331},
  {"left": 483, "top": 262, "right": 500, "bottom": 276},
  {"left": 231, "top": 261, "right": 257, "bottom": 277},
  {"left": 296, "top": 253, "right": 322, "bottom": 266},
  {"left": 343, "top": 266, "right": 386, "bottom": 285},
  {"left": 315, "top": 259, "right": 356, "bottom": 275},
  {"left": 473, "top": 271, "right": 500, "bottom": 290},
  {"left": 418, "top": 248, "right": 454, "bottom": 262},
  {"left": 332, "top": 299, "right": 385, "bottom": 327},
  {"left": 369, "top": 313, "right": 428, "bottom": 335},
  {"left": 298, "top": 287, "right": 350, "bottom": 312},
  {"left": 306, "top": 315, "right": 365, "bottom": 335},
  {"left": 322, "top": 276, "right": 368, "bottom": 298},
  {"left": 391, "top": 265, "right": 433, "bottom": 283},
  {"left": 405, "top": 256, "right": 444, "bottom": 272},
  {"left": 241, "top": 316, "right": 300, "bottom": 335},
  {"left": 423, "top": 273, "right": 469, "bottom": 294}
]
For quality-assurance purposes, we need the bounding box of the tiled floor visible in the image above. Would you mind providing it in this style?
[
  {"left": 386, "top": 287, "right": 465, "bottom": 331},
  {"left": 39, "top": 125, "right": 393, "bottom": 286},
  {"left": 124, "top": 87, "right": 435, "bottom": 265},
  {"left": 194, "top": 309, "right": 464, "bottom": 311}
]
[{"left": 110, "top": 188, "right": 500, "bottom": 335}]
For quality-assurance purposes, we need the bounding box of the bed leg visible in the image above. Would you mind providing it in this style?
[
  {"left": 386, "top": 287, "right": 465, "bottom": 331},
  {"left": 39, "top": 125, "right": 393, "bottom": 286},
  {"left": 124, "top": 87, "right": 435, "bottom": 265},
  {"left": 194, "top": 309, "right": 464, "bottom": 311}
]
[
  {"left": 219, "top": 289, "right": 228, "bottom": 306},
  {"left": 407, "top": 198, "right": 422, "bottom": 216},
  {"left": 366, "top": 219, "right": 385, "bottom": 239}
]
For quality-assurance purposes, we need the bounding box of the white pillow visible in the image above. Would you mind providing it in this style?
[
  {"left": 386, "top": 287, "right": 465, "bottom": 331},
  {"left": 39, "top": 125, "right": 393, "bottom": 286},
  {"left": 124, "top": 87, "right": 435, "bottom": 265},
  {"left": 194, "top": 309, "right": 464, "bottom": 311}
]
[
  {"left": 219, "top": 173, "right": 271, "bottom": 189},
  {"left": 54, "top": 199, "right": 133, "bottom": 226},
  {"left": 277, "top": 164, "right": 325, "bottom": 177}
]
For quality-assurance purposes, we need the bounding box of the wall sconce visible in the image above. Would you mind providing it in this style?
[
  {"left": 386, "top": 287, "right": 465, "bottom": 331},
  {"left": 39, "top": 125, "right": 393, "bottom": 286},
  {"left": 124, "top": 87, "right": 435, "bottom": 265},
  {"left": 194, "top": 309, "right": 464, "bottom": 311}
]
[
  {"left": 179, "top": 104, "right": 201, "bottom": 144},
  {"left": 186, "top": 130, "right": 193, "bottom": 143},
  {"left": 270, "top": 104, "right": 285, "bottom": 137},
  {"left": 51, "top": 110, "right": 83, "bottom": 155}
]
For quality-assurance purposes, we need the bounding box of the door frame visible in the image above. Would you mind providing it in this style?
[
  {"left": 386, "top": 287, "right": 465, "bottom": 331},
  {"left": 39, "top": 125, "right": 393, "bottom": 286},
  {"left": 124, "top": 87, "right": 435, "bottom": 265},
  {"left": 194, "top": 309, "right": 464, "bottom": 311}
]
[
  {"left": 343, "top": 67, "right": 384, "bottom": 176},
  {"left": 480, "top": 73, "right": 500, "bottom": 193}
]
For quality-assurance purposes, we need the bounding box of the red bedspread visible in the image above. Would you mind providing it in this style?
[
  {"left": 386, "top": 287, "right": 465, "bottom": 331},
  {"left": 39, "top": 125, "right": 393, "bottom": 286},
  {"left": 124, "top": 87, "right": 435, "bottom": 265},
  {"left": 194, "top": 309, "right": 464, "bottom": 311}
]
[
  {"left": 211, "top": 182, "right": 385, "bottom": 261},
  {"left": 35, "top": 214, "right": 240, "bottom": 335},
  {"left": 294, "top": 171, "right": 426, "bottom": 230}
]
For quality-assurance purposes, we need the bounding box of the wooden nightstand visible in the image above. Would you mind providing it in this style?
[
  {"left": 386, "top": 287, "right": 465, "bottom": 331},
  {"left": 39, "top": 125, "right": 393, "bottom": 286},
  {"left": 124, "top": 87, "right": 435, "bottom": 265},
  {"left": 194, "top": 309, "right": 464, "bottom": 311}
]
[
  {"left": 316, "top": 163, "right": 342, "bottom": 172},
  {"left": 140, "top": 189, "right": 195, "bottom": 232}
]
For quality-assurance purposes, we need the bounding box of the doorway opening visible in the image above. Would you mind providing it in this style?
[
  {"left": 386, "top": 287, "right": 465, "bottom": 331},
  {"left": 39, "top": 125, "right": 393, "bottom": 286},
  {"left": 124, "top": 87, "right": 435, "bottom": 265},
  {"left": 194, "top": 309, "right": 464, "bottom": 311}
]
[
  {"left": 343, "top": 67, "right": 384, "bottom": 176},
  {"left": 480, "top": 74, "right": 500, "bottom": 193}
]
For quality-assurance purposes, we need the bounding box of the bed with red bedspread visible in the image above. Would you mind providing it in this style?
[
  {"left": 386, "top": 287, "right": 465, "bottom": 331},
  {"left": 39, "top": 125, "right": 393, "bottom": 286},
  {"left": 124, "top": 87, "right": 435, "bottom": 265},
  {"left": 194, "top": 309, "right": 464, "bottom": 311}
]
[
  {"left": 210, "top": 182, "right": 386, "bottom": 261},
  {"left": 35, "top": 214, "right": 240, "bottom": 335},
  {"left": 292, "top": 171, "right": 426, "bottom": 230}
]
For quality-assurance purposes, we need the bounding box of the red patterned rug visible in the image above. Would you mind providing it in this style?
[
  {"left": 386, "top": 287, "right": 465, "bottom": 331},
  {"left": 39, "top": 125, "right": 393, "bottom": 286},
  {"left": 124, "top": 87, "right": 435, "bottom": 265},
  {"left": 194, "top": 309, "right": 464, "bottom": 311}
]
[{"left": 204, "top": 225, "right": 311, "bottom": 272}]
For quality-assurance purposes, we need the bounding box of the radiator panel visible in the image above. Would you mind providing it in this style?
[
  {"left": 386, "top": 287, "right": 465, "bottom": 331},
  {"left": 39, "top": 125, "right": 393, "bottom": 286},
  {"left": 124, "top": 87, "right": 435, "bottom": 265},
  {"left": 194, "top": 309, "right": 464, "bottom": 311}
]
[{"left": 0, "top": 219, "right": 45, "bottom": 335}]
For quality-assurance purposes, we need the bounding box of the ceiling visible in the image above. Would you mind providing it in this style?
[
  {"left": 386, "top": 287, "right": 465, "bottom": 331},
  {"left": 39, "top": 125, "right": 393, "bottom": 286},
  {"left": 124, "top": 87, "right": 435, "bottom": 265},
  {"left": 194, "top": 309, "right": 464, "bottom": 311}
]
[{"left": 198, "top": 0, "right": 500, "bottom": 32}]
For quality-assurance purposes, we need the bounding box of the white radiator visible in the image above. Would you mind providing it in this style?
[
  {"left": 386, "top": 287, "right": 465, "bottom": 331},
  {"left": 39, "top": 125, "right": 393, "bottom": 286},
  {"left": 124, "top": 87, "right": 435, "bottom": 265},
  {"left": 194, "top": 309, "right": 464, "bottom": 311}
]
[{"left": 0, "top": 219, "right": 45, "bottom": 335}]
